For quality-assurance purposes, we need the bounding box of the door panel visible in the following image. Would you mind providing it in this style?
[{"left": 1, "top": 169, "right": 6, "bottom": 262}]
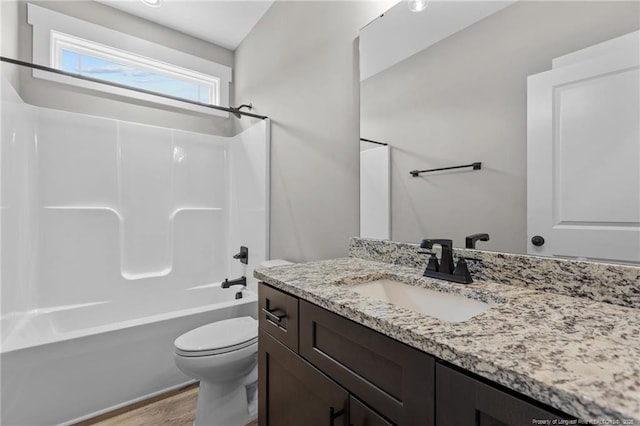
[
  {"left": 435, "top": 363, "right": 571, "bottom": 426},
  {"left": 350, "top": 396, "right": 394, "bottom": 426},
  {"left": 554, "top": 69, "right": 638, "bottom": 224},
  {"left": 527, "top": 32, "right": 640, "bottom": 263},
  {"left": 299, "top": 301, "right": 435, "bottom": 426},
  {"left": 258, "top": 330, "right": 348, "bottom": 426}
]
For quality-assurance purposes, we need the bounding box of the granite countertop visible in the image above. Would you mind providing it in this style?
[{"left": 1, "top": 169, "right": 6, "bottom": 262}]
[{"left": 254, "top": 257, "right": 640, "bottom": 423}]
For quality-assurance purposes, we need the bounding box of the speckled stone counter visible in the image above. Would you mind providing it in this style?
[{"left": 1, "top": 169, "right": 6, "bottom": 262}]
[
  {"left": 254, "top": 244, "right": 640, "bottom": 423},
  {"left": 349, "top": 238, "right": 640, "bottom": 309}
]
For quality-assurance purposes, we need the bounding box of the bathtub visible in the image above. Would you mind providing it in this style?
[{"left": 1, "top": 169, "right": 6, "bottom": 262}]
[{"left": 0, "top": 285, "right": 257, "bottom": 426}]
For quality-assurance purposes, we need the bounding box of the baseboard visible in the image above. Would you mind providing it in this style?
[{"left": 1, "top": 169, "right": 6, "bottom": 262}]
[{"left": 67, "top": 380, "right": 198, "bottom": 426}]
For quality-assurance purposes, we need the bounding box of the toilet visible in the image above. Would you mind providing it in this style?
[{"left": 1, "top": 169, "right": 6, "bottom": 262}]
[
  {"left": 173, "top": 260, "right": 292, "bottom": 426},
  {"left": 174, "top": 316, "right": 258, "bottom": 426}
]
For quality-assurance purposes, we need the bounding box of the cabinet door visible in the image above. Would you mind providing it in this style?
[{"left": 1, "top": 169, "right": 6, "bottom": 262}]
[
  {"left": 350, "top": 396, "right": 394, "bottom": 426},
  {"left": 436, "top": 363, "right": 573, "bottom": 426},
  {"left": 259, "top": 330, "right": 349, "bottom": 426},
  {"left": 299, "top": 301, "right": 434, "bottom": 426}
]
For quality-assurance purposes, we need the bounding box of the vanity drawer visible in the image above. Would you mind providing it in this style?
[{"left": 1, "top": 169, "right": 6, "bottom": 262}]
[
  {"left": 299, "top": 300, "right": 434, "bottom": 426},
  {"left": 258, "top": 282, "right": 299, "bottom": 352}
]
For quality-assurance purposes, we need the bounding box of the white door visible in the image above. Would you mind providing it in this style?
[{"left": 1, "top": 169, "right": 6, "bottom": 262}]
[{"left": 527, "top": 33, "right": 640, "bottom": 263}]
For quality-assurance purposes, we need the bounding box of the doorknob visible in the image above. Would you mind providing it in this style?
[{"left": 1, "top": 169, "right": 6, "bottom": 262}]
[{"left": 531, "top": 235, "right": 545, "bottom": 246}]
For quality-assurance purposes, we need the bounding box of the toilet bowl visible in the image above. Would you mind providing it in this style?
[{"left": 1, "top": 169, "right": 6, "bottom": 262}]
[
  {"left": 174, "top": 260, "right": 293, "bottom": 425},
  {"left": 173, "top": 316, "right": 259, "bottom": 426}
]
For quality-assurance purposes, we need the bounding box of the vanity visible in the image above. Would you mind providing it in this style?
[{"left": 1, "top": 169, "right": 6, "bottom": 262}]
[{"left": 255, "top": 238, "right": 640, "bottom": 426}]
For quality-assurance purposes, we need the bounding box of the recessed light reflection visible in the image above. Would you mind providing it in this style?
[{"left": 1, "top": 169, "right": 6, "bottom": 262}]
[
  {"left": 173, "top": 146, "right": 185, "bottom": 163},
  {"left": 408, "top": 0, "right": 428, "bottom": 12},
  {"left": 140, "top": 0, "right": 161, "bottom": 8}
]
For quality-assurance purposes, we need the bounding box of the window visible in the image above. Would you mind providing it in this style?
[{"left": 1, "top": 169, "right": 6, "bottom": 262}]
[
  {"left": 28, "top": 4, "right": 231, "bottom": 116},
  {"left": 53, "top": 32, "right": 218, "bottom": 105}
]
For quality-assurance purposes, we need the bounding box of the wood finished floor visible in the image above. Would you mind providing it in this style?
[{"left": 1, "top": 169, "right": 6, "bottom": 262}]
[{"left": 78, "top": 384, "right": 258, "bottom": 426}]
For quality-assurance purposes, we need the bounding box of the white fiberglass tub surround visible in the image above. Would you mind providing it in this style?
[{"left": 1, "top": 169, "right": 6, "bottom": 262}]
[{"left": 0, "top": 79, "right": 269, "bottom": 426}]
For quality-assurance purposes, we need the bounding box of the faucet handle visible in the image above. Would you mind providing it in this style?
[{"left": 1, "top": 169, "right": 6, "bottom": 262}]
[
  {"left": 233, "top": 246, "right": 249, "bottom": 265},
  {"left": 421, "top": 239, "right": 454, "bottom": 273},
  {"left": 420, "top": 239, "right": 453, "bottom": 249},
  {"left": 426, "top": 252, "right": 439, "bottom": 272},
  {"left": 452, "top": 258, "right": 472, "bottom": 283},
  {"left": 418, "top": 250, "right": 440, "bottom": 272}
]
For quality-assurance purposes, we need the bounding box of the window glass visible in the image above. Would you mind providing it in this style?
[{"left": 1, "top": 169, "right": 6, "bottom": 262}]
[
  {"left": 54, "top": 33, "right": 216, "bottom": 105},
  {"left": 28, "top": 3, "right": 231, "bottom": 116}
]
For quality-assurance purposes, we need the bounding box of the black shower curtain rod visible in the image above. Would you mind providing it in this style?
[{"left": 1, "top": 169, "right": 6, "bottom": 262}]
[
  {"left": 0, "top": 56, "right": 268, "bottom": 120},
  {"left": 360, "top": 138, "right": 388, "bottom": 146}
]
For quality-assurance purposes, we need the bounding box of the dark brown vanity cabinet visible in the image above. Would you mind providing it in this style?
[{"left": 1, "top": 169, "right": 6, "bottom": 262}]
[
  {"left": 259, "top": 330, "right": 349, "bottom": 426},
  {"left": 299, "top": 300, "right": 434, "bottom": 426},
  {"left": 259, "top": 282, "right": 299, "bottom": 352},
  {"left": 258, "top": 282, "right": 572, "bottom": 426},
  {"left": 435, "top": 363, "right": 572, "bottom": 426},
  {"left": 259, "top": 283, "right": 433, "bottom": 426},
  {"left": 350, "top": 396, "right": 394, "bottom": 426}
]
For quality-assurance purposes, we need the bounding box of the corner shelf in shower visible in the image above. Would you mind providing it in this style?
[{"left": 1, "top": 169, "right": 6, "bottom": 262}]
[
  {"left": 43, "top": 206, "right": 123, "bottom": 220},
  {"left": 42, "top": 205, "right": 226, "bottom": 281},
  {"left": 170, "top": 206, "right": 223, "bottom": 219}
]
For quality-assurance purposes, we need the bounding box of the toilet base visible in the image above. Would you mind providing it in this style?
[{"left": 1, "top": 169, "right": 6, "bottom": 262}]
[{"left": 194, "top": 365, "right": 258, "bottom": 426}]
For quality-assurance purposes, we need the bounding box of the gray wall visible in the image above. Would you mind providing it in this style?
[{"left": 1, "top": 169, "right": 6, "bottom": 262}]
[
  {"left": 361, "top": 1, "right": 639, "bottom": 253},
  {"left": 2, "top": 0, "right": 234, "bottom": 135},
  {"left": 234, "top": 1, "right": 394, "bottom": 262},
  {"left": 1, "top": 1, "right": 20, "bottom": 88}
]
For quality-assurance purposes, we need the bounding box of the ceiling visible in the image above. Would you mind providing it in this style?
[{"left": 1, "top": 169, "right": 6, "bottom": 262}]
[
  {"left": 97, "top": 0, "right": 275, "bottom": 51},
  {"left": 360, "top": 0, "right": 516, "bottom": 80}
]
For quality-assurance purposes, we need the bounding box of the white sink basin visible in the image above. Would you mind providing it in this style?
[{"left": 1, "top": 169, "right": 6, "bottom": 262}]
[{"left": 350, "top": 279, "right": 493, "bottom": 323}]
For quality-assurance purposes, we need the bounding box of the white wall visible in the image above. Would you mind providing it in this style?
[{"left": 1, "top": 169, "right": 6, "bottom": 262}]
[
  {"left": 361, "top": 1, "right": 640, "bottom": 253},
  {"left": 0, "top": 0, "right": 20, "bottom": 88},
  {"left": 234, "top": 0, "right": 395, "bottom": 262}
]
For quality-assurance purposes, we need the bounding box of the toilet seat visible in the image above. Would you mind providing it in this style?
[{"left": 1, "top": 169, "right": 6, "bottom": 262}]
[
  {"left": 175, "top": 316, "right": 258, "bottom": 357},
  {"left": 175, "top": 339, "right": 257, "bottom": 357}
]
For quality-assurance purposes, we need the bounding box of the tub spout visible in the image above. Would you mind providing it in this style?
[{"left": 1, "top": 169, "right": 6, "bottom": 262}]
[{"left": 222, "top": 276, "right": 246, "bottom": 289}]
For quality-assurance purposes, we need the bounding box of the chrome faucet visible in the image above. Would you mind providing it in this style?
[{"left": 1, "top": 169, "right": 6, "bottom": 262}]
[{"left": 420, "top": 239, "right": 472, "bottom": 284}]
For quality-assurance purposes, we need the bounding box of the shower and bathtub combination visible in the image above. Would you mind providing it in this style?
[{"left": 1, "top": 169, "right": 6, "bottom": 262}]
[{"left": 0, "top": 72, "right": 270, "bottom": 425}]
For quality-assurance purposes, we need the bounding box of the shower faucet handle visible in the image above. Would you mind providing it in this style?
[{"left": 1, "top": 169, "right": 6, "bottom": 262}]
[{"left": 233, "top": 246, "right": 248, "bottom": 264}]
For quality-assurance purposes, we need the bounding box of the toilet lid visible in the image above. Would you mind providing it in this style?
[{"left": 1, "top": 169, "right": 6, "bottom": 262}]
[{"left": 174, "top": 316, "right": 258, "bottom": 355}]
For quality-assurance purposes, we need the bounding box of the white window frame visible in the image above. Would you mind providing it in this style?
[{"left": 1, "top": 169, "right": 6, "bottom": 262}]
[
  {"left": 51, "top": 31, "right": 220, "bottom": 106},
  {"left": 28, "top": 3, "right": 231, "bottom": 117}
]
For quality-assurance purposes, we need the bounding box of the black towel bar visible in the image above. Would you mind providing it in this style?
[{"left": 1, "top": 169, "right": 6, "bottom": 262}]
[{"left": 410, "top": 162, "right": 481, "bottom": 177}]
